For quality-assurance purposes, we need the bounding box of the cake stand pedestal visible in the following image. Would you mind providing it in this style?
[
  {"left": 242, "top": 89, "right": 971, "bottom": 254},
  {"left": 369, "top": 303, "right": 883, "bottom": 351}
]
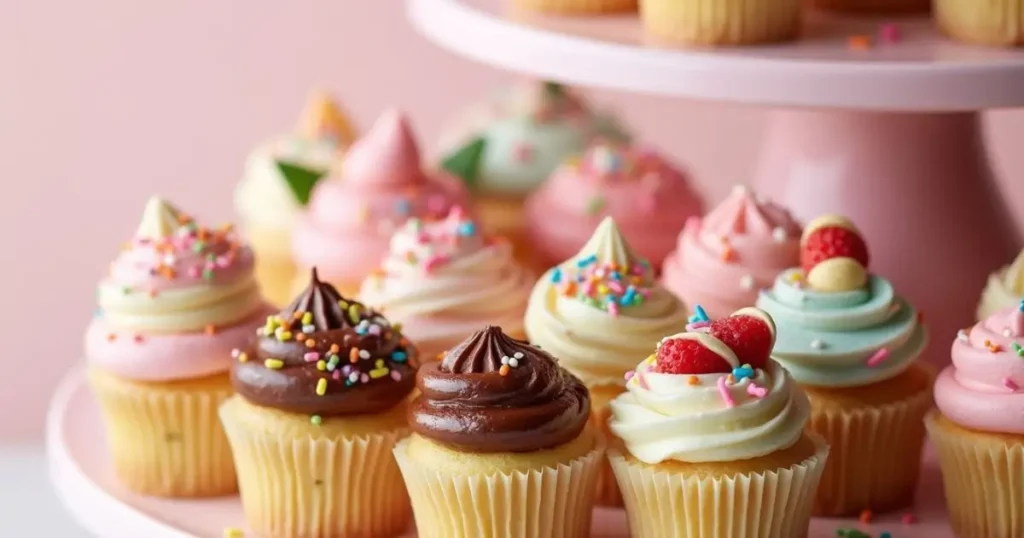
[
  {"left": 409, "top": 0, "right": 1024, "bottom": 349},
  {"left": 48, "top": 368, "right": 953, "bottom": 537}
]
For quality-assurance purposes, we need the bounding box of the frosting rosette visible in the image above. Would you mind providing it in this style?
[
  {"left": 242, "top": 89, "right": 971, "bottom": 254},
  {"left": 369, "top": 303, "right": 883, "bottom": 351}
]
[
  {"left": 409, "top": 326, "right": 590, "bottom": 453},
  {"left": 358, "top": 207, "right": 531, "bottom": 350},
  {"left": 977, "top": 250, "right": 1024, "bottom": 321},
  {"left": 525, "top": 217, "right": 690, "bottom": 388},
  {"left": 662, "top": 185, "right": 801, "bottom": 319},
  {"left": 935, "top": 304, "right": 1024, "bottom": 434},
  {"left": 608, "top": 308, "right": 810, "bottom": 464}
]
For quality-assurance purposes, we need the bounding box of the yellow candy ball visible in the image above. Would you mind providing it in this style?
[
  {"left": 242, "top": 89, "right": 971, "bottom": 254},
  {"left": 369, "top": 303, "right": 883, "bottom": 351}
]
[{"left": 806, "top": 257, "right": 868, "bottom": 292}]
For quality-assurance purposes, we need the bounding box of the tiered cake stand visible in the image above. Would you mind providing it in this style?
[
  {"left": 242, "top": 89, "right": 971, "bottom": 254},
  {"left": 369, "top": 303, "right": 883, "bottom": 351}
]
[{"left": 409, "top": 0, "right": 1024, "bottom": 359}]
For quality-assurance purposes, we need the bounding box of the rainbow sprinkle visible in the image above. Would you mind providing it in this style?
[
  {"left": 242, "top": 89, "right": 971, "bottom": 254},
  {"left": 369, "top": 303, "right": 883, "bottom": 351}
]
[
  {"left": 717, "top": 376, "right": 735, "bottom": 408},
  {"left": 552, "top": 257, "right": 653, "bottom": 316}
]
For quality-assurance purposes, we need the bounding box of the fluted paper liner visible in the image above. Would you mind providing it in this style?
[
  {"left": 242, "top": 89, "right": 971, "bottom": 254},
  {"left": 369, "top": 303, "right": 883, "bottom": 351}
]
[
  {"left": 935, "top": 0, "right": 1024, "bottom": 46},
  {"left": 807, "top": 382, "right": 933, "bottom": 516},
  {"left": 609, "top": 434, "right": 828, "bottom": 538},
  {"left": 641, "top": 0, "right": 801, "bottom": 45},
  {"left": 393, "top": 437, "right": 604, "bottom": 538},
  {"left": 811, "top": 0, "right": 929, "bottom": 14},
  {"left": 219, "top": 404, "right": 411, "bottom": 538},
  {"left": 926, "top": 412, "right": 1024, "bottom": 538},
  {"left": 591, "top": 398, "right": 622, "bottom": 507},
  {"left": 87, "top": 368, "right": 237, "bottom": 497}
]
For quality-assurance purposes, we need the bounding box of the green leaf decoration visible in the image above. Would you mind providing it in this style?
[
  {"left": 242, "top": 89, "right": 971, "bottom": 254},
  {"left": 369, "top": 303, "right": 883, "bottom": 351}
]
[
  {"left": 441, "top": 136, "right": 487, "bottom": 188},
  {"left": 543, "top": 81, "right": 565, "bottom": 98},
  {"left": 276, "top": 161, "right": 327, "bottom": 206}
]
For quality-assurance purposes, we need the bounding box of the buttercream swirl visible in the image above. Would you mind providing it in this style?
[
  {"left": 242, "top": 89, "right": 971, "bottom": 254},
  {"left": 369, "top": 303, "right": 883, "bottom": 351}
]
[
  {"left": 231, "top": 269, "right": 418, "bottom": 417},
  {"left": 756, "top": 269, "right": 927, "bottom": 388},
  {"left": 409, "top": 326, "right": 590, "bottom": 453},
  {"left": 609, "top": 338, "right": 809, "bottom": 464},
  {"left": 358, "top": 208, "right": 531, "bottom": 349},
  {"left": 977, "top": 250, "right": 1024, "bottom": 321},
  {"left": 935, "top": 306, "right": 1024, "bottom": 434},
  {"left": 525, "top": 217, "right": 690, "bottom": 387}
]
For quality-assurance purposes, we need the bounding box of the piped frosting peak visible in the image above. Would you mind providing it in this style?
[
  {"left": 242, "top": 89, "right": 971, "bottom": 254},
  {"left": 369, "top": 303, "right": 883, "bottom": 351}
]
[
  {"left": 702, "top": 185, "right": 802, "bottom": 240},
  {"left": 295, "top": 89, "right": 358, "bottom": 148},
  {"left": 135, "top": 197, "right": 186, "bottom": 240},
  {"left": 343, "top": 109, "right": 423, "bottom": 187},
  {"left": 570, "top": 217, "right": 651, "bottom": 281}
]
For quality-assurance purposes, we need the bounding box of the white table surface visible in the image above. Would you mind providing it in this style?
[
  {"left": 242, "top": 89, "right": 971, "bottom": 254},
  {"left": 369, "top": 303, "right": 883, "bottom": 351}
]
[{"left": 1, "top": 443, "right": 87, "bottom": 537}]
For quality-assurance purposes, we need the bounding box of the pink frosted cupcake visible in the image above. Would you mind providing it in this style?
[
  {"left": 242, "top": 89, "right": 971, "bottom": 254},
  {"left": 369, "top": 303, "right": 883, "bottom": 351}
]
[
  {"left": 291, "top": 110, "right": 470, "bottom": 296},
  {"left": 524, "top": 140, "right": 703, "bottom": 272},
  {"left": 662, "top": 185, "right": 801, "bottom": 319}
]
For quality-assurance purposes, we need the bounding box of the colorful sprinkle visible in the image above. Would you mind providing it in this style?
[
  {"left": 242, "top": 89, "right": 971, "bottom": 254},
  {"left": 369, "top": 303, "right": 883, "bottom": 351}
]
[
  {"left": 810, "top": 339, "right": 827, "bottom": 350},
  {"left": 315, "top": 378, "right": 328, "bottom": 396},
  {"left": 499, "top": 364, "right": 511, "bottom": 376},
  {"left": 957, "top": 329, "right": 970, "bottom": 343},
  {"left": 687, "top": 375, "right": 700, "bottom": 386},
  {"left": 310, "top": 415, "right": 322, "bottom": 426},
  {"left": 624, "top": 370, "right": 635, "bottom": 382},
  {"left": 390, "top": 370, "right": 402, "bottom": 381},
  {"left": 264, "top": 358, "right": 284, "bottom": 370},
  {"left": 865, "top": 348, "right": 889, "bottom": 367},
  {"left": 747, "top": 383, "right": 768, "bottom": 398},
  {"left": 1004, "top": 377, "right": 1019, "bottom": 392},
  {"left": 106, "top": 333, "right": 117, "bottom": 342},
  {"left": 689, "top": 305, "right": 710, "bottom": 324},
  {"left": 985, "top": 340, "right": 1003, "bottom": 353},
  {"left": 223, "top": 528, "right": 245, "bottom": 538},
  {"left": 732, "top": 364, "right": 755, "bottom": 381},
  {"left": 739, "top": 275, "right": 754, "bottom": 290},
  {"left": 349, "top": 348, "right": 360, "bottom": 363},
  {"left": 901, "top": 513, "right": 917, "bottom": 525},
  {"left": 205, "top": 324, "right": 217, "bottom": 335},
  {"left": 304, "top": 352, "right": 320, "bottom": 362},
  {"left": 879, "top": 23, "right": 901, "bottom": 42},
  {"left": 1013, "top": 342, "right": 1024, "bottom": 357},
  {"left": 717, "top": 376, "right": 735, "bottom": 408},
  {"left": 316, "top": 360, "right": 326, "bottom": 371},
  {"left": 391, "top": 350, "right": 408, "bottom": 362},
  {"left": 848, "top": 35, "right": 873, "bottom": 50},
  {"left": 771, "top": 227, "right": 788, "bottom": 242},
  {"left": 859, "top": 509, "right": 873, "bottom": 524}
]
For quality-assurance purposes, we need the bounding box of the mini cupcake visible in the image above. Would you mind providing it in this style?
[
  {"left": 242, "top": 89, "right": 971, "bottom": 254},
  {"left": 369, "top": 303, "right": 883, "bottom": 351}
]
[
  {"left": 525, "top": 216, "right": 689, "bottom": 505},
  {"left": 811, "top": 0, "right": 929, "bottom": 14},
  {"left": 524, "top": 140, "right": 703, "bottom": 272},
  {"left": 358, "top": 206, "right": 532, "bottom": 361},
  {"left": 220, "top": 269, "right": 419, "bottom": 538},
  {"left": 439, "top": 81, "right": 630, "bottom": 263},
  {"left": 756, "top": 214, "right": 932, "bottom": 516},
  {"left": 607, "top": 308, "right": 827, "bottom": 538},
  {"left": 936, "top": 0, "right": 1024, "bottom": 46},
  {"left": 235, "top": 90, "right": 357, "bottom": 306},
  {"left": 292, "top": 109, "right": 469, "bottom": 297},
  {"left": 512, "top": 0, "right": 637, "bottom": 14},
  {"left": 641, "top": 0, "right": 801, "bottom": 45},
  {"left": 662, "top": 185, "right": 801, "bottom": 320},
  {"left": 86, "top": 197, "right": 271, "bottom": 497},
  {"left": 927, "top": 305, "right": 1024, "bottom": 538},
  {"left": 395, "top": 326, "right": 602, "bottom": 538},
  {"left": 977, "top": 249, "right": 1024, "bottom": 320}
]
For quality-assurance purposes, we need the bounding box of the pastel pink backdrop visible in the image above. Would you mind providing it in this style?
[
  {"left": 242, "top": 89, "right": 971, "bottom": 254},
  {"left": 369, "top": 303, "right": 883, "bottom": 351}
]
[{"left": 3, "top": 0, "right": 1023, "bottom": 440}]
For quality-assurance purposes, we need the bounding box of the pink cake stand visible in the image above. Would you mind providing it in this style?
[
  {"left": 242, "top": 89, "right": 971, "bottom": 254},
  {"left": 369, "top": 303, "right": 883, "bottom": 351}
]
[
  {"left": 408, "top": 0, "right": 1024, "bottom": 361},
  {"left": 48, "top": 368, "right": 953, "bottom": 537}
]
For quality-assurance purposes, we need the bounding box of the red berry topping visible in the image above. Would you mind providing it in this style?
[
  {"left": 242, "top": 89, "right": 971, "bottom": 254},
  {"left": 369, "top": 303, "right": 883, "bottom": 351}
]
[
  {"left": 800, "top": 226, "right": 869, "bottom": 275},
  {"left": 709, "top": 315, "right": 774, "bottom": 370},
  {"left": 654, "top": 337, "right": 733, "bottom": 375}
]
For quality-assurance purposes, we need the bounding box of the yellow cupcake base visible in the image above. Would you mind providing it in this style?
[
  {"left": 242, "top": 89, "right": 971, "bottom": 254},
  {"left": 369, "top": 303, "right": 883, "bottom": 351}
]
[
  {"left": 641, "top": 0, "right": 802, "bottom": 45},
  {"left": 935, "top": 0, "right": 1024, "bottom": 47},
  {"left": 589, "top": 384, "right": 625, "bottom": 507},
  {"left": 245, "top": 225, "right": 298, "bottom": 308},
  {"left": 219, "top": 396, "right": 412, "bottom": 538},
  {"left": 87, "top": 368, "right": 237, "bottom": 498}
]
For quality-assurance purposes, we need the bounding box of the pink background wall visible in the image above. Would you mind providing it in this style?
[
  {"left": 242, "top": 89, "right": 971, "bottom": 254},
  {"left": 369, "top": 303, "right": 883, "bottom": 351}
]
[{"left": 3, "top": 0, "right": 1023, "bottom": 440}]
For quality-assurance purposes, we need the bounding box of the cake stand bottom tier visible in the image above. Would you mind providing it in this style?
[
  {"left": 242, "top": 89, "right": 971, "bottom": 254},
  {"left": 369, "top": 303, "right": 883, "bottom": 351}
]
[{"left": 47, "top": 368, "right": 954, "bottom": 537}]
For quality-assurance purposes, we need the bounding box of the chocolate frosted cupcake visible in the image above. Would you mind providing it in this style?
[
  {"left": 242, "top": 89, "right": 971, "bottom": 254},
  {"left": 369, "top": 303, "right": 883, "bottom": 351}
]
[
  {"left": 394, "top": 326, "right": 603, "bottom": 538},
  {"left": 219, "top": 268, "right": 418, "bottom": 538}
]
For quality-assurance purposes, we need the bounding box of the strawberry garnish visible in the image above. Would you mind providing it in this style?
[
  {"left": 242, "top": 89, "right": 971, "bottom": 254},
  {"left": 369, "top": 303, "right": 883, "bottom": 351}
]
[
  {"left": 709, "top": 314, "right": 774, "bottom": 370},
  {"left": 654, "top": 337, "right": 732, "bottom": 375},
  {"left": 800, "top": 225, "right": 869, "bottom": 275}
]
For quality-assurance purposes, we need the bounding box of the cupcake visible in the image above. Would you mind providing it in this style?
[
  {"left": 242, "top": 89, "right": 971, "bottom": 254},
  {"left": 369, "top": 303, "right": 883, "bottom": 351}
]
[
  {"left": 524, "top": 216, "right": 689, "bottom": 505},
  {"left": 607, "top": 308, "right": 828, "bottom": 538},
  {"left": 395, "top": 326, "right": 603, "bottom": 538},
  {"left": 524, "top": 140, "right": 703, "bottom": 272},
  {"left": 220, "top": 269, "right": 419, "bottom": 538},
  {"left": 936, "top": 0, "right": 1024, "bottom": 46},
  {"left": 755, "top": 214, "right": 932, "bottom": 516},
  {"left": 641, "top": 0, "right": 801, "bottom": 45},
  {"left": 235, "top": 90, "right": 357, "bottom": 306},
  {"left": 292, "top": 109, "right": 469, "bottom": 297},
  {"left": 85, "top": 197, "right": 271, "bottom": 497},
  {"left": 927, "top": 305, "right": 1024, "bottom": 538},
  {"left": 512, "top": 0, "right": 637, "bottom": 14},
  {"left": 977, "top": 249, "right": 1024, "bottom": 320},
  {"left": 358, "top": 206, "right": 532, "bottom": 361},
  {"left": 811, "top": 0, "right": 928, "bottom": 14},
  {"left": 439, "top": 81, "right": 630, "bottom": 264},
  {"left": 662, "top": 185, "right": 801, "bottom": 320}
]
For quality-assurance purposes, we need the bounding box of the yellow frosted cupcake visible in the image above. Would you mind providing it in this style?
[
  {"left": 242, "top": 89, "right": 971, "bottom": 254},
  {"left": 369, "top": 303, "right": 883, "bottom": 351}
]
[
  {"left": 936, "top": 0, "right": 1024, "bottom": 46},
  {"left": 811, "top": 0, "right": 928, "bottom": 14},
  {"left": 85, "top": 197, "right": 272, "bottom": 497},
  {"left": 220, "top": 269, "right": 419, "bottom": 538},
  {"left": 977, "top": 249, "right": 1024, "bottom": 320},
  {"left": 512, "top": 0, "right": 636, "bottom": 13},
  {"left": 608, "top": 308, "right": 827, "bottom": 538},
  {"left": 641, "top": 0, "right": 802, "bottom": 45},
  {"left": 235, "top": 90, "right": 357, "bottom": 306},
  {"left": 524, "top": 216, "right": 689, "bottom": 505},
  {"left": 756, "top": 214, "right": 932, "bottom": 516},
  {"left": 395, "top": 326, "right": 603, "bottom": 538}
]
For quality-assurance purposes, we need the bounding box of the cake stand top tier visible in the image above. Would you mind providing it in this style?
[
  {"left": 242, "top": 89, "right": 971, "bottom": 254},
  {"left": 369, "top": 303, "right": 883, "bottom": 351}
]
[{"left": 408, "top": 0, "right": 1024, "bottom": 111}]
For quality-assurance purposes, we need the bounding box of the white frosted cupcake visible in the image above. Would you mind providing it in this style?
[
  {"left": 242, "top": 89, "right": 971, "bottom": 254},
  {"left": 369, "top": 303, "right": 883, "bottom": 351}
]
[{"left": 978, "top": 250, "right": 1024, "bottom": 321}]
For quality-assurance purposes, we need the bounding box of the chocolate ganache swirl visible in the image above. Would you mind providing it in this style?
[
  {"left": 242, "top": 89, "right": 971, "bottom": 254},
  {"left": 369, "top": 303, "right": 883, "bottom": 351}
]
[
  {"left": 232, "top": 269, "right": 418, "bottom": 416},
  {"left": 410, "top": 326, "right": 590, "bottom": 452}
]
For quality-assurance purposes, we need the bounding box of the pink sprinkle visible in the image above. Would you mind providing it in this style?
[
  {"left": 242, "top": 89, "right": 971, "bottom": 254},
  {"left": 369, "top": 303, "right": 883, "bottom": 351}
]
[
  {"left": 901, "top": 513, "right": 917, "bottom": 525},
  {"left": 879, "top": 23, "right": 901, "bottom": 43},
  {"left": 204, "top": 261, "right": 216, "bottom": 270},
  {"left": 582, "top": 281, "right": 596, "bottom": 296},
  {"left": 390, "top": 370, "right": 402, "bottom": 381},
  {"left": 717, "top": 376, "right": 736, "bottom": 408},
  {"left": 607, "top": 302, "right": 620, "bottom": 317},
  {"left": 416, "top": 232, "right": 431, "bottom": 244},
  {"left": 639, "top": 289, "right": 651, "bottom": 298},
  {"left": 866, "top": 348, "right": 890, "bottom": 367},
  {"left": 1005, "top": 377, "right": 1020, "bottom": 392},
  {"left": 231, "top": 348, "right": 241, "bottom": 358},
  {"left": 687, "top": 321, "right": 710, "bottom": 331},
  {"left": 624, "top": 371, "right": 635, "bottom": 382},
  {"left": 342, "top": 365, "right": 353, "bottom": 375},
  {"left": 607, "top": 280, "right": 624, "bottom": 294},
  {"left": 426, "top": 194, "right": 447, "bottom": 214},
  {"left": 215, "top": 256, "right": 230, "bottom": 268},
  {"left": 187, "top": 266, "right": 201, "bottom": 278},
  {"left": 747, "top": 383, "right": 768, "bottom": 398},
  {"left": 360, "top": 373, "right": 370, "bottom": 383},
  {"left": 133, "top": 334, "right": 144, "bottom": 343},
  {"left": 304, "top": 352, "right": 320, "bottom": 362},
  {"left": 368, "top": 324, "right": 382, "bottom": 335},
  {"left": 332, "top": 370, "right": 342, "bottom": 380},
  {"left": 423, "top": 255, "right": 448, "bottom": 274}
]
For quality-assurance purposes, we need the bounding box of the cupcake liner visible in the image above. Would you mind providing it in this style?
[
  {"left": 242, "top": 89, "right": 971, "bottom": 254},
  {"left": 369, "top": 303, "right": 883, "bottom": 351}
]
[
  {"left": 609, "top": 434, "right": 828, "bottom": 538},
  {"left": 87, "top": 367, "right": 237, "bottom": 497},
  {"left": 926, "top": 412, "right": 1024, "bottom": 538},
  {"left": 219, "top": 400, "right": 411, "bottom": 538},
  {"left": 513, "top": 0, "right": 637, "bottom": 14},
  {"left": 245, "top": 225, "right": 298, "bottom": 308},
  {"left": 810, "top": 0, "right": 929, "bottom": 14},
  {"left": 641, "top": 0, "right": 801, "bottom": 45},
  {"left": 807, "top": 380, "right": 933, "bottom": 516},
  {"left": 590, "top": 391, "right": 623, "bottom": 507},
  {"left": 935, "top": 0, "right": 1024, "bottom": 46},
  {"left": 393, "top": 437, "right": 604, "bottom": 538}
]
